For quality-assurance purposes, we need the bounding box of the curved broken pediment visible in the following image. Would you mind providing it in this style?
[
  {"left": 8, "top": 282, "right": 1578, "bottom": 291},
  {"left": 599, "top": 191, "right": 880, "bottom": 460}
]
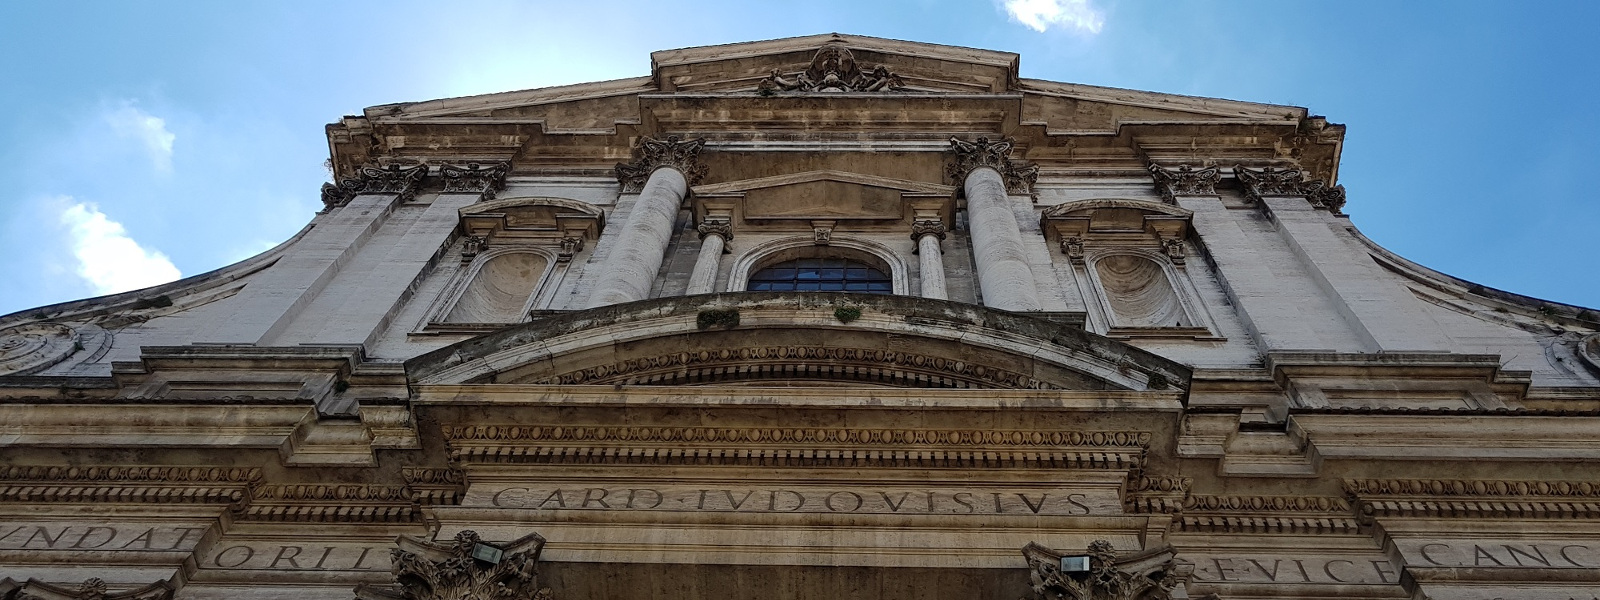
[{"left": 406, "top": 293, "right": 1189, "bottom": 392}]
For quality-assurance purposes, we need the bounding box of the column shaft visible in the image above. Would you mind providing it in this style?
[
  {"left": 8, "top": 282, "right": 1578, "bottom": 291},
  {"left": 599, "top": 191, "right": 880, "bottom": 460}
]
[
  {"left": 964, "top": 168, "right": 1043, "bottom": 311},
  {"left": 685, "top": 233, "right": 725, "bottom": 295},
  {"left": 916, "top": 234, "right": 948, "bottom": 300},
  {"left": 588, "top": 168, "right": 687, "bottom": 306}
]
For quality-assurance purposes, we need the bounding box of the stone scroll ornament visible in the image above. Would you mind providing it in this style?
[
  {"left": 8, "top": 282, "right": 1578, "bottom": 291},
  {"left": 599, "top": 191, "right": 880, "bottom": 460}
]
[
  {"left": 757, "top": 44, "right": 906, "bottom": 93},
  {"left": 321, "top": 162, "right": 430, "bottom": 209},
  {"left": 1022, "top": 540, "right": 1193, "bottom": 600},
  {"left": 613, "top": 135, "right": 709, "bottom": 193},
  {"left": 1147, "top": 164, "right": 1220, "bottom": 205},
  {"left": 353, "top": 530, "right": 553, "bottom": 600},
  {"left": 0, "top": 578, "right": 173, "bottom": 600},
  {"left": 1233, "top": 165, "right": 1346, "bottom": 214},
  {"left": 441, "top": 162, "right": 511, "bottom": 200},
  {"left": 946, "top": 136, "right": 1040, "bottom": 197}
]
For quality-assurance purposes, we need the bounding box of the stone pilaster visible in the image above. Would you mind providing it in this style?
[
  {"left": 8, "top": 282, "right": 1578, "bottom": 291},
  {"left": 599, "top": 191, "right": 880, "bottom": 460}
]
[{"left": 948, "top": 137, "right": 1043, "bottom": 311}]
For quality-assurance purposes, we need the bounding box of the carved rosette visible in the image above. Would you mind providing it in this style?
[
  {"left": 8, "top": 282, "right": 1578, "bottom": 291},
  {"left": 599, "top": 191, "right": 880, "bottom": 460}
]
[
  {"left": 697, "top": 217, "right": 733, "bottom": 241},
  {"left": 757, "top": 44, "right": 907, "bottom": 93},
  {"left": 614, "top": 135, "right": 709, "bottom": 192},
  {"left": 9, "top": 578, "right": 173, "bottom": 600},
  {"left": 354, "top": 530, "right": 552, "bottom": 600},
  {"left": 440, "top": 162, "right": 510, "bottom": 200},
  {"left": 947, "top": 137, "right": 1039, "bottom": 196},
  {"left": 1233, "top": 166, "right": 1346, "bottom": 213},
  {"left": 322, "top": 163, "right": 429, "bottom": 208},
  {"left": 1023, "top": 540, "right": 1192, "bottom": 600},
  {"left": 1147, "top": 164, "right": 1220, "bottom": 204}
]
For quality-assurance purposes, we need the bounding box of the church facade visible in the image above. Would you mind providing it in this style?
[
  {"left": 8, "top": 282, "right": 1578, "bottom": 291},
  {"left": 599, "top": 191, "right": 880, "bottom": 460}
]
[{"left": 2, "top": 34, "right": 1599, "bottom": 600}]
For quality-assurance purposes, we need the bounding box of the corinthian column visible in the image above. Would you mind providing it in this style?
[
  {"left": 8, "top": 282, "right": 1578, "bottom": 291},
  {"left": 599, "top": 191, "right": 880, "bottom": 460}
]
[
  {"left": 911, "top": 219, "right": 948, "bottom": 300},
  {"left": 948, "top": 137, "right": 1042, "bottom": 311},
  {"left": 589, "top": 136, "right": 708, "bottom": 307},
  {"left": 686, "top": 217, "right": 731, "bottom": 295}
]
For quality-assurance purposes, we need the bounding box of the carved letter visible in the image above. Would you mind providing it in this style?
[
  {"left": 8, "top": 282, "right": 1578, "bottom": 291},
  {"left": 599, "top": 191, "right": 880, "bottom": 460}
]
[
  {"left": 117, "top": 527, "right": 156, "bottom": 549},
  {"left": 1292, "top": 559, "right": 1311, "bottom": 582},
  {"left": 951, "top": 492, "right": 976, "bottom": 513},
  {"left": 1065, "top": 493, "right": 1093, "bottom": 515},
  {"left": 492, "top": 487, "right": 529, "bottom": 508},
  {"left": 1371, "top": 560, "right": 1397, "bottom": 583},
  {"left": 215, "top": 545, "right": 255, "bottom": 568},
  {"left": 1247, "top": 559, "right": 1281, "bottom": 581},
  {"left": 536, "top": 489, "right": 567, "bottom": 509},
  {"left": 24, "top": 526, "right": 68, "bottom": 548},
  {"left": 352, "top": 547, "right": 376, "bottom": 570},
  {"left": 1419, "top": 543, "right": 1452, "bottom": 566},
  {"left": 1474, "top": 545, "right": 1506, "bottom": 566},
  {"left": 826, "top": 491, "right": 864, "bottom": 512},
  {"left": 722, "top": 490, "right": 756, "bottom": 510},
  {"left": 1212, "top": 558, "right": 1239, "bottom": 582},
  {"left": 1503, "top": 545, "right": 1551, "bottom": 567},
  {"left": 879, "top": 491, "right": 911, "bottom": 512},
  {"left": 1323, "top": 559, "right": 1355, "bottom": 582},
  {"left": 1016, "top": 493, "right": 1048, "bottom": 514},
  {"left": 1561, "top": 545, "right": 1594, "bottom": 567},
  {"left": 627, "top": 489, "right": 663, "bottom": 509},
  {"left": 770, "top": 490, "right": 805, "bottom": 511},
  {"left": 581, "top": 488, "right": 612, "bottom": 509},
  {"left": 169, "top": 526, "right": 206, "bottom": 550},
  {"left": 71, "top": 527, "right": 116, "bottom": 549},
  {"left": 312, "top": 546, "right": 336, "bottom": 569},
  {"left": 271, "top": 545, "right": 304, "bottom": 569}
]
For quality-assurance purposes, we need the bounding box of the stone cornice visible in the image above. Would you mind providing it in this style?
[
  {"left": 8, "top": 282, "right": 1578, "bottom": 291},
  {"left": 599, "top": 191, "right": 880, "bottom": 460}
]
[
  {"left": 0, "top": 465, "right": 259, "bottom": 506},
  {"left": 946, "top": 136, "right": 1038, "bottom": 196},
  {"left": 1345, "top": 478, "right": 1600, "bottom": 521},
  {"left": 614, "top": 135, "right": 708, "bottom": 192},
  {"left": 444, "top": 424, "right": 1149, "bottom": 470}
]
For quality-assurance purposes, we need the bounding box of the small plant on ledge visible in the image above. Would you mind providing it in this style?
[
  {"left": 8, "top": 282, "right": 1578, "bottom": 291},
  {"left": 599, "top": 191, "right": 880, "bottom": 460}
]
[{"left": 833, "top": 306, "right": 862, "bottom": 324}]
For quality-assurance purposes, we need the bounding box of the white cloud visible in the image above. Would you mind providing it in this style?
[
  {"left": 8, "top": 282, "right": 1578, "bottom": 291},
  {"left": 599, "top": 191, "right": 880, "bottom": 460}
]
[
  {"left": 58, "top": 200, "right": 181, "bottom": 296},
  {"left": 104, "top": 103, "right": 176, "bottom": 172},
  {"left": 1002, "top": 0, "right": 1106, "bottom": 34}
]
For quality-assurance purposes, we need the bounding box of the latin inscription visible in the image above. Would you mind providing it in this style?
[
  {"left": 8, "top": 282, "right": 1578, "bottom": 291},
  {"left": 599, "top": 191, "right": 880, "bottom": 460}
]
[
  {"left": 202, "top": 542, "right": 391, "bottom": 571},
  {"left": 1400, "top": 541, "right": 1600, "bottom": 569},
  {"left": 475, "top": 486, "right": 1115, "bottom": 515},
  {"left": 0, "top": 524, "right": 204, "bottom": 551},
  {"left": 1186, "top": 555, "right": 1399, "bottom": 585}
]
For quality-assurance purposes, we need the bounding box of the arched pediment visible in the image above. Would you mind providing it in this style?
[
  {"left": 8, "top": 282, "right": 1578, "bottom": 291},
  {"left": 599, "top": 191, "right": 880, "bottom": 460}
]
[{"left": 406, "top": 293, "right": 1190, "bottom": 393}]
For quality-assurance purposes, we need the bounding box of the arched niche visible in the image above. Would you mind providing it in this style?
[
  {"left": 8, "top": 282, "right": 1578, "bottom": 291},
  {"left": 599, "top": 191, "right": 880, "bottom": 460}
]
[
  {"left": 1092, "top": 252, "right": 1192, "bottom": 328},
  {"left": 442, "top": 249, "right": 554, "bottom": 324},
  {"left": 727, "top": 237, "right": 910, "bottom": 296}
]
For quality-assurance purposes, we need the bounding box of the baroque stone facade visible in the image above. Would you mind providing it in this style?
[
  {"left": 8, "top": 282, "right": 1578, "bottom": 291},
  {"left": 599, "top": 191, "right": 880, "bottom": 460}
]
[{"left": 1, "top": 33, "right": 1598, "bottom": 600}]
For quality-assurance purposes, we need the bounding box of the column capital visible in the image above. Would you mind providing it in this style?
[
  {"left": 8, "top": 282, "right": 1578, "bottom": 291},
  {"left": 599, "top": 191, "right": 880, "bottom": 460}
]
[
  {"left": 1233, "top": 165, "right": 1346, "bottom": 214},
  {"left": 1148, "top": 163, "right": 1220, "bottom": 204},
  {"left": 946, "top": 136, "right": 1037, "bottom": 196},
  {"left": 320, "top": 163, "right": 428, "bottom": 209},
  {"left": 615, "top": 135, "right": 709, "bottom": 192},
  {"left": 696, "top": 216, "right": 733, "bottom": 241},
  {"left": 910, "top": 218, "right": 947, "bottom": 241},
  {"left": 440, "top": 162, "right": 509, "bottom": 200}
]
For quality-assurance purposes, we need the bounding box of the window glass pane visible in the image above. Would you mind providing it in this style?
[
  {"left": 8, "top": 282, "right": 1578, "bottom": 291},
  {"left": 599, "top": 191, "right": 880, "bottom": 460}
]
[{"left": 749, "top": 257, "right": 893, "bottom": 295}]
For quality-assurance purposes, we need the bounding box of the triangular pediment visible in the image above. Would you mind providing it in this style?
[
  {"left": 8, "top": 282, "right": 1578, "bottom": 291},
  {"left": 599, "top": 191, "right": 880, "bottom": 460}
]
[{"left": 693, "top": 170, "right": 954, "bottom": 222}]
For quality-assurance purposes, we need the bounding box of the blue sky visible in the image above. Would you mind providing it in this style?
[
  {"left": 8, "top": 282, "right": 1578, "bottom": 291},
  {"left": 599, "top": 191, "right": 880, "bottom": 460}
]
[{"left": 1, "top": 0, "right": 1596, "bottom": 316}]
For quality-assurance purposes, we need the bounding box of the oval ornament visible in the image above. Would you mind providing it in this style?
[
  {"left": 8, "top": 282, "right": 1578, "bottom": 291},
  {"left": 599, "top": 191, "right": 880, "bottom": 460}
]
[{"left": 0, "top": 323, "right": 79, "bottom": 376}]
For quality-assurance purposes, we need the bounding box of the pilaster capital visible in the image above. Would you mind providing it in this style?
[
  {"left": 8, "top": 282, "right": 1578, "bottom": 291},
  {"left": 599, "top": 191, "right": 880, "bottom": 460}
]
[
  {"left": 1148, "top": 163, "right": 1220, "bottom": 204},
  {"left": 354, "top": 530, "right": 553, "bottom": 600},
  {"left": 615, "top": 135, "right": 709, "bottom": 192},
  {"left": 321, "top": 163, "right": 428, "bottom": 209},
  {"left": 1022, "top": 540, "right": 1191, "bottom": 600},
  {"left": 1233, "top": 165, "right": 1346, "bottom": 214},
  {"left": 696, "top": 216, "right": 733, "bottom": 241},
  {"left": 440, "top": 162, "right": 509, "bottom": 200},
  {"left": 947, "top": 136, "right": 1038, "bottom": 196}
]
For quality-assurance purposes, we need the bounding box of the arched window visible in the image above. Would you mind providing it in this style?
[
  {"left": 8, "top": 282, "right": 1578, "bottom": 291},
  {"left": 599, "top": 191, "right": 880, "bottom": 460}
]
[
  {"left": 748, "top": 257, "right": 892, "bottom": 294},
  {"left": 444, "top": 251, "right": 551, "bottom": 323}
]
